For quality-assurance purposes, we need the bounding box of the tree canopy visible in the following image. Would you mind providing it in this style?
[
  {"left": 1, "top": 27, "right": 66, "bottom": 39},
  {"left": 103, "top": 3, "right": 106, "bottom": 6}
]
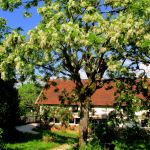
[
  {"left": 18, "top": 83, "right": 41, "bottom": 115},
  {"left": 0, "top": 0, "right": 150, "bottom": 146},
  {"left": 0, "top": 0, "right": 149, "bottom": 80}
]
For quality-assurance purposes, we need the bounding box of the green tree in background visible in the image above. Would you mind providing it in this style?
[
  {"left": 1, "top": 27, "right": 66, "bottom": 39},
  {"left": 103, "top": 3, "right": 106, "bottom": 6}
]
[
  {"left": 18, "top": 83, "right": 41, "bottom": 116},
  {"left": 0, "top": 0, "right": 150, "bottom": 147}
]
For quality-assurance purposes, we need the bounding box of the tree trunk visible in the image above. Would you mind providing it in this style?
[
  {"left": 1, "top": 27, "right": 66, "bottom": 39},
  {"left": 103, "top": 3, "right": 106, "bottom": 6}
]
[{"left": 79, "top": 97, "right": 90, "bottom": 147}]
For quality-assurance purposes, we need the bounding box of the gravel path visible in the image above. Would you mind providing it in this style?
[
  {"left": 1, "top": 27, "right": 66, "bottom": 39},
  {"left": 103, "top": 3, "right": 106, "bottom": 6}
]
[
  {"left": 50, "top": 144, "right": 73, "bottom": 150},
  {"left": 15, "top": 123, "right": 39, "bottom": 134}
]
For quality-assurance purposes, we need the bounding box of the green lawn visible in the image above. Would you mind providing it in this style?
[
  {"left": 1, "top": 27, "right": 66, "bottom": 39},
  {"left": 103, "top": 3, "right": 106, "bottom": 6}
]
[
  {"left": 6, "top": 140, "right": 59, "bottom": 150},
  {"left": 5, "top": 129, "right": 78, "bottom": 150},
  {"left": 5, "top": 127, "right": 150, "bottom": 150}
]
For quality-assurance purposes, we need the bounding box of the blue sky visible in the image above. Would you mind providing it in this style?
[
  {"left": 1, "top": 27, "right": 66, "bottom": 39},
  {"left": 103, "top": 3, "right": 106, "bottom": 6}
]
[{"left": 0, "top": 6, "right": 41, "bottom": 34}]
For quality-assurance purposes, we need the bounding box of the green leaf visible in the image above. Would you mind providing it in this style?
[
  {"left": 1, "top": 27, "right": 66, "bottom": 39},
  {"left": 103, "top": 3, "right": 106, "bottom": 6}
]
[
  {"left": 23, "top": 12, "right": 32, "bottom": 18},
  {"left": 141, "top": 40, "right": 150, "bottom": 48}
]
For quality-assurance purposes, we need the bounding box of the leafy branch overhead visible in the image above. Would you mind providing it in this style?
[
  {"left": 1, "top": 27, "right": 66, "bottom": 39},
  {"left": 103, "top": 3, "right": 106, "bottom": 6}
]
[
  {"left": 0, "top": 0, "right": 150, "bottom": 146},
  {"left": 0, "top": 0, "right": 149, "bottom": 81}
]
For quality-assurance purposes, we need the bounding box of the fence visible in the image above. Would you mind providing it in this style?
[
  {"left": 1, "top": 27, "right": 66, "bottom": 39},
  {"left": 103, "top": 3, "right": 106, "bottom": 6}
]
[{"left": 20, "top": 115, "right": 41, "bottom": 123}]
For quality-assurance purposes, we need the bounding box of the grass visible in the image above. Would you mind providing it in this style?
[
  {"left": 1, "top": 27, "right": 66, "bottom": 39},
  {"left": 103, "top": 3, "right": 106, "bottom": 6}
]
[
  {"left": 5, "top": 126, "right": 150, "bottom": 150},
  {"left": 5, "top": 127, "right": 79, "bottom": 150},
  {"left": 51, "top": 130, "right": 79, "bottom": 139},
  {"left": 6, "top": 140, "right": 59, "bottom": 150}
]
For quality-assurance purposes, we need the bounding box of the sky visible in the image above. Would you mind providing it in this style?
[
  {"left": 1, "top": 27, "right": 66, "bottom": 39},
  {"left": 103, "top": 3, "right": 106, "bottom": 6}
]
[
  {"left": 0, "top": 4, "right": 150, "bottom": 79},
  {"left": 0, "top": 6, "right": 41, "bottom": 34}
]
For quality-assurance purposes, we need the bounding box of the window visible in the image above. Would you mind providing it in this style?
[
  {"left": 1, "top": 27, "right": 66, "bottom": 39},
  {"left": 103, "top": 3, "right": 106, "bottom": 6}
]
[
  {"left": 72, "top": 106, "right": 78, "bottom": 112},
  {"left": 49, "top": 118, "right": 54, "bottom": 122},
  {"left": 54, "top": 118, "right": 60, "bottom": 123},
  {"left": 141, "top": 119, "right": 148, "bottom": 127},
  {"left": 91, "top": 118, "right": 107, "bottom": 125},
  {"left": 76, "top": 118, "right": 80, "bottom": 124},
  {"left": 69, "top": 118, "right": 74, "bottom": 123}
]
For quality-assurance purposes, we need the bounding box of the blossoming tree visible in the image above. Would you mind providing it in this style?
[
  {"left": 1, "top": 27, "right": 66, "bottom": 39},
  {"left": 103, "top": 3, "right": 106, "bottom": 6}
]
[{"left": 0, "top": 0, "right": 150, "bottom": 146}]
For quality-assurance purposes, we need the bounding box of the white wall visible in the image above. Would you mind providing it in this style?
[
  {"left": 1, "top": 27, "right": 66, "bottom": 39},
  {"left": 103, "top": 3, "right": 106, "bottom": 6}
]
[{"left": 89, "top": 107, "right": 114, "bottom": 118}]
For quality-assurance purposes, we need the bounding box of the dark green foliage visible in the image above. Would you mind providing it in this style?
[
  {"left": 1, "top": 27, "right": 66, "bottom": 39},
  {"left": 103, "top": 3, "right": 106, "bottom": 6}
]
[
  {"left": 92, "top": 119, "right": 117, "bottom": 144},
  {"left": 0, "top": 77, "right": 19, "bottom": 140},
  {"left": 92, "top": 120, "right": 150, "bottom": 150},
  {"left": 112, "top": 127, "right": 150, "bottom": 150},
  {"left": 0, "top": 128, "right": 5, "bottom": 150}
]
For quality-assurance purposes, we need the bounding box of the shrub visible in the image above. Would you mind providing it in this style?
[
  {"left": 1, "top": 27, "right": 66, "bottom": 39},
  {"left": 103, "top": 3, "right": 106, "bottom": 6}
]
[
  {"left": 0, "top": 128, "right": 5, "bottom": 150},
  {"left": 78, "top": 135, "right": 103, "bottom": 150},
  {"left": 112, "top": 140, "right": 128, "bottom": 150},
  {"left": 0, "top": 78, "right": 19, "bottom": 140}
]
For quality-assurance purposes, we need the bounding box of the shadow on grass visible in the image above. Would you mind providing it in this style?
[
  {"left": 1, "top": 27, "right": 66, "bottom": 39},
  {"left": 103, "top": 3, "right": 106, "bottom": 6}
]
[
  {"left": 5, "top": 127, "right": 78, "bottom": 150},
  {"left": 4, "top": 129, "right": 42, "bottom": 144}
]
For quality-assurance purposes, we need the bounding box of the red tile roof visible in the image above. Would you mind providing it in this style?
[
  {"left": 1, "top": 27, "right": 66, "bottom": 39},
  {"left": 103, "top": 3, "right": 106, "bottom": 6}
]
[{"left": 36, "top": 79, "right": 150, "bottom": 106}]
